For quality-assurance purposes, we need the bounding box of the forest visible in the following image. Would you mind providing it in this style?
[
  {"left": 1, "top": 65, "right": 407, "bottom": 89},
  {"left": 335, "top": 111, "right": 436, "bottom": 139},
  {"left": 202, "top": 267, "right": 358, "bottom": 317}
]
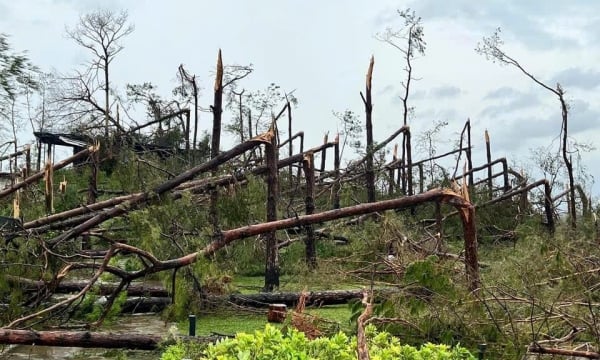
[{"left": 0, "top": 7, "right": 598, "bottom": 360}]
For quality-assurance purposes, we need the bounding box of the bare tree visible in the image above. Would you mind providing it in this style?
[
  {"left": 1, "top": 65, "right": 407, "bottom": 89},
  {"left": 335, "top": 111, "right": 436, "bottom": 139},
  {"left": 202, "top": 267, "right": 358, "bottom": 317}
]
[
  {"left": 176, "top": 64, "right": 200, "bottom": 152},
  {"left": 477, "top": 28, "right": 577, "bottom": 228},
  {"left": 65, "top": 9, "right": 134, "bottom": 138}
]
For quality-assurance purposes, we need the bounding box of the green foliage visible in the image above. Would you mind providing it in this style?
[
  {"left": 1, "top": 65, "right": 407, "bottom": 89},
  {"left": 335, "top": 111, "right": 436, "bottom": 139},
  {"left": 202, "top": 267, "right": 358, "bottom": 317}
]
[
  {"left": 161, "top": 324, "right": 475, "bottom": 360},
  {"left": 73, "top": 290, "right": 128, "bottom": 323}
]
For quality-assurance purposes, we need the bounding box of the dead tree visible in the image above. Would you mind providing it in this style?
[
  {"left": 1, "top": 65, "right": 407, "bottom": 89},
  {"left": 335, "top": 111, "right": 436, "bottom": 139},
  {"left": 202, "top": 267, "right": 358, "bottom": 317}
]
[
  {"left": 209, "top": 49, "right": 224, "bottom": 235},
  {"left": 84, "top": 144, "right": 99, "bottom": 249},
  {"left": 361, "top": 56, "right": 376, "bottom": 203},
  {"left": 263, "top": 126, "right": 280, "bottom": 292},
  {"left": 178, "top": 64, "right": 199, "bottom": 152},
  {"left": 485, "top": 130, "right": 492, "bottom": 197},
  {"left": 477, "top": 28, "right": 577, "bottom": 228},
  {"left": 333, "top": 134, "right": 341, "bottom": 209},
  {"left": 302, "top": 153, "right": 317, "bottom": 269}
]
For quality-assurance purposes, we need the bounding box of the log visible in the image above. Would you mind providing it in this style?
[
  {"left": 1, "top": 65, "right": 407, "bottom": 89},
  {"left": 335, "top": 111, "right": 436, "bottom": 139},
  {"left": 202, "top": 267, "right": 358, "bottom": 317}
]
[
  {"left": 6, "top": 277, "right": 169, "bottom": 297},
  {"left": 212, "top": 288, "right": 398, "bottom": 307},
  {"left": 527, "top": 344, "right": 600, "bottom": 359},
  {"left": 11, "top": 276, "right": 399, "bottom": 309},
  {"left": 0, "top": 329, "right": 223, "bottom": 350}
]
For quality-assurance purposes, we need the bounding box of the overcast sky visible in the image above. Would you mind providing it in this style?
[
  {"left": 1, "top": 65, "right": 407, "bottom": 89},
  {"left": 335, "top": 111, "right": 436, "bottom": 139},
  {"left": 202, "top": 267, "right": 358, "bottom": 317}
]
[{"left": 1, "top": 0, "right": 599, "bottom": 197}]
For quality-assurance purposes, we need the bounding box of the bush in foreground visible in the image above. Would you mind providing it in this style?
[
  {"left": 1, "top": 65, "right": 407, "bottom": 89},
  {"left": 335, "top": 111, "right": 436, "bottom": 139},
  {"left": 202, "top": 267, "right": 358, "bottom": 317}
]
[{"left": 161, "top": 324, "right": 476, "bottom": 359}]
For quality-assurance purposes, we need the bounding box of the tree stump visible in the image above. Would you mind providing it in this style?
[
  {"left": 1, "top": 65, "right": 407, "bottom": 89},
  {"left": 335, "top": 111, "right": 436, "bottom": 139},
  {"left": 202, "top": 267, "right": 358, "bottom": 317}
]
[{"left": 267, "top": 304, "right": 287, "bottom": 323}]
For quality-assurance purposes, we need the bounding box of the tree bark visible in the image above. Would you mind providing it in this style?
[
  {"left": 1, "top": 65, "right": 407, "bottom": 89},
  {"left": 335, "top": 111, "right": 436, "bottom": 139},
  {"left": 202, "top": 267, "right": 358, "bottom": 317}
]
[
  {"left": 466, "top": 119, "right": 473, "bottom": 187},
  {"left": 7, "top": 276, "right": 169, "bottom": 297},
  {"left": 320, "top": 133, "right": 328, "bottom": 175},
  {"left": 209, "top": 49, "right": 224, "bottom": 235},
  {"left": 485, "top": 130, "right": 492, "bottom": 197},
  {"left": 302, "top": 153, "right": 316, "bottom": 269},
  {"left": 527, "top": 344, "right": 600, "bottom": 359},
  {"left": 559, "top": 91, "right": 576, "bottom": 228},
  {"left": 0, "top": 329, "right": 224, "bottom": 350},
  {"left": 214, "top": 288, "right": 398, "bottom": 307},
  {"left": 83, "top": 147, "right": 99, "bottom": 249},
  {"left": 263, "top": 128, "right": 279, "bottom": 292},
  {"left": 362, "top": 56, "right": 376, "bottom": 203}
]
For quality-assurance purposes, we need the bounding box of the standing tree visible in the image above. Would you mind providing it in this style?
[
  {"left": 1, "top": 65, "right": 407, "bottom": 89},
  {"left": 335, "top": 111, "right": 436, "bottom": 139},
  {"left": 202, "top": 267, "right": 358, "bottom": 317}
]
[
  {"left": 0, "top": 34, "right": 38, "bottom": 142},
  {"left": 477, "top": 28, "right": 576, "bottom": 228},
  {"left": 65, "top": 9, "right": 134, "bottom": 138},
  {"left": 376, "top": 9, "right": 425, "bottom": 195}
]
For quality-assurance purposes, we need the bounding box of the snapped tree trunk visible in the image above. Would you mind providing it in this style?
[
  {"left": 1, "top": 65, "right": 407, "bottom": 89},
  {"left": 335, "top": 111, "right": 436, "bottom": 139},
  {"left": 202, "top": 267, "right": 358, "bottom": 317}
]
[
  {"left": 210, "top": 49, "right": 224, "bottom": 234},
  {"left": 302, "top": 153, "right": 317, "bottom": 269},
  {"left": 362, "top": 56, "right": 376, "bottom": 203},
  {"left": 263, "top": 127, "right": 279, "bottom": 292}
]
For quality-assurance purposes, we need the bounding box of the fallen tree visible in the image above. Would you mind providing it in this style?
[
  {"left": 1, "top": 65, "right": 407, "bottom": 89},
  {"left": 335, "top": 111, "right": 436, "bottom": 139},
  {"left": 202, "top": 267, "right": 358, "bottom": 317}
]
[{"left": 0, "top": 329, "right": 223, "bottom": 350}]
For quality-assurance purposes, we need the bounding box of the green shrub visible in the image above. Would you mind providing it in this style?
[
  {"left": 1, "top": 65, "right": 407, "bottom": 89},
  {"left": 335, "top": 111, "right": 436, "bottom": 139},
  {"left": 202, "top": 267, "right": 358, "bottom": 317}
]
[{"left": 161, "top": 324, "right": 476, "bottom": 359}]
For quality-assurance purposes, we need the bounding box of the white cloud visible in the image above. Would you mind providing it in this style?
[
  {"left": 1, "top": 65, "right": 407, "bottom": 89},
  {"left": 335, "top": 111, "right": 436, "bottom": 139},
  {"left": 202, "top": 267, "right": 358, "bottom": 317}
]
[{"left": 551, "top": 68, "right": 600, "bottom": 90}]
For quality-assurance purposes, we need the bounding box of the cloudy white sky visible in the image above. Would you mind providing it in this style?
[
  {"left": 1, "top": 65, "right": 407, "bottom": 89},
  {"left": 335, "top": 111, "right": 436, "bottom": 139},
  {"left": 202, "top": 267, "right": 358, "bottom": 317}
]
[{"left": 1, "top": 0, "right": 599, "bottom": 197}]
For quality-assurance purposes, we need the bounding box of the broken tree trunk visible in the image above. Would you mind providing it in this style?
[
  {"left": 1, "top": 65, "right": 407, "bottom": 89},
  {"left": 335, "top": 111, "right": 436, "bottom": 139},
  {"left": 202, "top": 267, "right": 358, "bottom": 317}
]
[
  {"left": 74, "top": 189, "right": 476, "bottom": 288},
  {"left": 333, "top": 134, "right": 341, "bottom": 209},
  {"left": 466, "top": 119, "right": 473, "bottom": 187},
  {"left": 356, "top": 290, "right": 373, "bottom": 360},
  {"left": 485, "top": 130, "right": 492, "bottom": 197},
  {"left": 0, "top": 329, "right": 162, "bottom": 350},
  {"left": 83, "top": 146, "right": 99, "bottom": 249},
  {"left": 22, "top": 141, "right": 335, "bottom": 236},
  {"left": 406, "top": 127, "right": 413, "bottom": 196},
  {"left": 263, "top": 127, "right": 280, "bottom": 292},
  {"left": 209, "top": 49, "right": 224, "bottom": 235},
  {"left": 46, "top": 133, "right": 272, "bottom": 247},
  {"left": 287, "top": 101, "right": 293, "bottom": 180},
  {"left": 320, "top": 133, "right": 328, "bottom": 175},
  {"left": 362, "top": 56, "right": 375, "bottom": 203},
  {"left": 302, "top": 153, "right": 317, "bottom": 269},
  {"left": 175, "top": 141, "right": 337, "bottom": 194},
  {"left": 0, "top": 145, "right": 96, "bottom": 200}
]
